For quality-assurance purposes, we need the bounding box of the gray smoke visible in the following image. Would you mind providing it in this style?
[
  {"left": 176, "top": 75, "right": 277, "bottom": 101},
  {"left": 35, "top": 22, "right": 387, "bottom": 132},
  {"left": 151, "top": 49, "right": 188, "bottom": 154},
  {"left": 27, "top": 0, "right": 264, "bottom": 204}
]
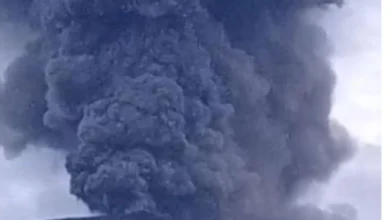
[{"left": 0, "top": 0, "right": 356, "bottom": 219}]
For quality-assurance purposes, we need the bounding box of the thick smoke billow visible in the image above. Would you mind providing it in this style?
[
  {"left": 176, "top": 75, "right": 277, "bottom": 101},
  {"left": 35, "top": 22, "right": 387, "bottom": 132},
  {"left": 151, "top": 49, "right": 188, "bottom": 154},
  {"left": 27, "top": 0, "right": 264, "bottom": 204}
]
[{"left": 0, "top": 0, "right": 355, "bottom": 219}]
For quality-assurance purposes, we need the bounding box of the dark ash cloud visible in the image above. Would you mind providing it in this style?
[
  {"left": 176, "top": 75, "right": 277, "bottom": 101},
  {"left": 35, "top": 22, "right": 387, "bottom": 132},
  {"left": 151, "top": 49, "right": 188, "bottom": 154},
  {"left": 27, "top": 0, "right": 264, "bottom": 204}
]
[{"left": 0, "top": 0, "right": 356, "bottom": 219}]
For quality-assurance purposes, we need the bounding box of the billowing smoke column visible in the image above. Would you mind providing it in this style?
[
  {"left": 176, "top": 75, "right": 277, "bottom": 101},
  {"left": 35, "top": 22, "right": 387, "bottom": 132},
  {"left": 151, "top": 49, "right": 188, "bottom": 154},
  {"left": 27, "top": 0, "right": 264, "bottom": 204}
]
[{"left": 0, "top": 0, "right": 355, "bottom": 219}]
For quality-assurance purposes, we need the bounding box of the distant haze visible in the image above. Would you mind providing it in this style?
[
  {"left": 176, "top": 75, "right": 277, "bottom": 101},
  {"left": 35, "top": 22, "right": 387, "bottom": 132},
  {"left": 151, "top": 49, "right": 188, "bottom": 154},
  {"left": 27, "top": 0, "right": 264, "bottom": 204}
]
[
  {"left": 322, "top": 0, "right": 381, "bottom": 145},
  {"left": 319, "top": 1, "right": 381, "bottom": 220}
]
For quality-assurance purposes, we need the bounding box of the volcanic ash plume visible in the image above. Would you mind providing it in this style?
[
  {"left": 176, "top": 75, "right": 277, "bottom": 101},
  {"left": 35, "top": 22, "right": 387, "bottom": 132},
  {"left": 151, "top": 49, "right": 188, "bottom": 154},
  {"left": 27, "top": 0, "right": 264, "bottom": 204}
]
[{"left": 0, "top": 0, "right": 355, "bottom": 219}]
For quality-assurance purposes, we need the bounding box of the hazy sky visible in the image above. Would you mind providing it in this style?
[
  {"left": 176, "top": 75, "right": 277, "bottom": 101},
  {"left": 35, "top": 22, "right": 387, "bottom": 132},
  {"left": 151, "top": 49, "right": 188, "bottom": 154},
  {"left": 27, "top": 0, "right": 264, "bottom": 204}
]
[
  {"left": 315, "top": 1, "right": 381, "bottom": 220},
  {"left": 0, "top": 0, "right": 382, "bottom": 220},
  {"left": 0, "top": 147, "right": 90, "bottom": 220},
  {"left": 321, "top": 0, "right": 382, "bottom": 145}
]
